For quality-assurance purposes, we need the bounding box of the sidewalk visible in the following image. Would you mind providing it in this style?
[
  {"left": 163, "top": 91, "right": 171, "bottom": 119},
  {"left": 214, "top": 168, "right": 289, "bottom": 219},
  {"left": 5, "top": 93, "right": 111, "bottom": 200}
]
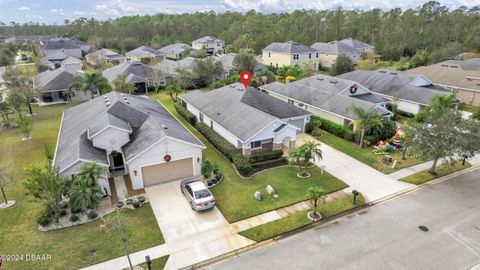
[{"left": 297, "top": 134, "right": 414, "bottom": 202}]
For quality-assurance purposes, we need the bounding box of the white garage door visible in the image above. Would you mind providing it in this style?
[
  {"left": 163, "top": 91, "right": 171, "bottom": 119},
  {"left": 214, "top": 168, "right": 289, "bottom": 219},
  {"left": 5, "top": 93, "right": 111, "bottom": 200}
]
[{"left": 142, "top": 157, "right": 194, "bottom": 187}]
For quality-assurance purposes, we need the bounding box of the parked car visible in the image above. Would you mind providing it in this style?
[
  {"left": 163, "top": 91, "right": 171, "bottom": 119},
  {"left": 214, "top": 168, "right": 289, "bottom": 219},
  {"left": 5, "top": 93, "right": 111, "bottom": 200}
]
[{"left": 180, "top": 179, "right": 216, "bottom": 211}]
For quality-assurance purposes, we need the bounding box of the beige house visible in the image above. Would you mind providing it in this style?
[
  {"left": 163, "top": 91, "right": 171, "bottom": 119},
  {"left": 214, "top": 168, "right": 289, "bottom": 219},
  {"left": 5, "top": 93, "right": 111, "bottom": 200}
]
[
  {"left": 262, "top": 41, "right": 319, "bottom": 70},
  {"left": 311, "top": 41, "right": 362, "bottom": 68},
  {"left": 409, "top": 58, "right": 480, "bottom": 106}
]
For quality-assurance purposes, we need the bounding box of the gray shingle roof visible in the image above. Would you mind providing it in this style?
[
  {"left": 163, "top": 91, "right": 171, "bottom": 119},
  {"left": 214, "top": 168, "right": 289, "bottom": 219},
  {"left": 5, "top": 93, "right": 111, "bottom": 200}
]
[
  {"left": 211, "top": 53, "right": 236, "bottom": 71},
  {"left": 158, "top": 43, "right": 196, "bottom": 55},
  {"left": 33, "top": 69, "right": 75, "bottom": 93},
  {"left": 86, "top": 48, "right": 125, "bottom": 63},
  {"left": 338, "top": 70, "right": 453, "bottom": 105},
  {"left": 43, "top": 51, "right": 70, "bottom": 62},
  {"left": 126, "top": 46, "right": 164, "bottom": 58},
  {"left": 338, "top": 38, "right": 374, "bottom": 50},
  {"left": 262, "top": 41, "right": 317, "bottom": 54},
  {"left": 154, "top": 57, "right": 198, "bottom": 76},
  {"left": 181, "top": 83, "right": 309, "bottom": 141},
  {"left": 442, "top": 58, "right": 480, "bottom": 71},
  {"left": 44, "top": 38, "right": 81, "bottom": 50},
  {"left": 260, "top": 74, "right": 391, "bottom": 120},
  {"left": 192, "top": 36, "right": 224, "bottom": 44},
  {"left": 311, "top": 41, "right": 361, "bottom": 55},
  {"left": 103, "top": 62, "right": 163, "bottom": 83},
  {"left": 54, "top": 92, "right": 203, "bottom": 174}
]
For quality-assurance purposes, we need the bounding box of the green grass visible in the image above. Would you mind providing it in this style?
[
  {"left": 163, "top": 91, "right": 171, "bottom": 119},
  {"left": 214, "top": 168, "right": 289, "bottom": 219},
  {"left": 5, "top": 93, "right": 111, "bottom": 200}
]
[
  {"left": 459, "top": 104, "right": 480, "bottom": 114},
  {"left": 239, "top": 194, "right": 365, "bottom": 242},
  {"left": 151, "top": 92, "right": 348, "bottom": 222},
  {"left": 0, "top": 104, "right": 164, "bottom": 270},
  {"left": 401, "top": 161, "right": 472, "bottom": 185},
  {"left": 136, "top": 255, "right": 169, "bottom": 270},
  {"left": 314, "top": 129, "right": 425, "bottom": 174}
]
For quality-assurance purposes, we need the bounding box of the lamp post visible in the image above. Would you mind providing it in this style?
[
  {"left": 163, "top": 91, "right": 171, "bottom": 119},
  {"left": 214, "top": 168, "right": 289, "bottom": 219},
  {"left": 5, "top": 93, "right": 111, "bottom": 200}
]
[
  {"left": 352, "top": 190, "right": 360, "bottom": 205},
  {"left": 145, "top": 255, "right": 152, "bottom": 270}
]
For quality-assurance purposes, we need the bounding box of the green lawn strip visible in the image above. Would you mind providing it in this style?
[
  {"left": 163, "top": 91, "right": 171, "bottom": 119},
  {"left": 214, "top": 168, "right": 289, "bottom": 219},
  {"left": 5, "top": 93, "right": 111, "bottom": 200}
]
[
  {"left": 401, "top": 161, "right": 472, "bottom": 185},
  {"left": 239, "top": 194, "right": 365, "bottom": 242},
  {"left": 314, "top": 129, "right": 425, "bottom": 174},
  {"left": 460, "top": 104, "right": 480, "bottom": 113},
  {"left": 135, "top": 255, "right": 169, "bottom": 270},
  {"left": 0, "top": 104, "right": 164, "bottom": 270},
  {"left": 152, "top": 93, "right": 348, "bottom": 222}
]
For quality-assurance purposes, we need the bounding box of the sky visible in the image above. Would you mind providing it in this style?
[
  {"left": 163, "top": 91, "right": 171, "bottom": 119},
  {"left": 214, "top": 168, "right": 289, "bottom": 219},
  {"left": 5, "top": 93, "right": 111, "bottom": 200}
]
[{"left": 0, "top": 0, "right": 479, "bottom": 24}]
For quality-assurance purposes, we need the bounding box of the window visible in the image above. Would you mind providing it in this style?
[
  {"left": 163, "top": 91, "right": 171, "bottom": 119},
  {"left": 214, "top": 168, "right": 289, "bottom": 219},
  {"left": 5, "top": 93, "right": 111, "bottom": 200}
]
[
  {"left": 309, "top": 53, "right": 312, "bottom": 59},
  {"left": 316, "top": 52, "right": 319, "bottom": 58},
  {"left": 275, "top": 63, "right": 278, "bottom": 69},
  {"left": 268, "top": 52, "right": 271, "bottom": 57},
  {"left": 288, "top": 99, "right": 294, "bottom": 105},
  {"left": 293, "top": 54, "right": 299, "bottom": 60},
  {"left": 199, "top": 113, "right": 204, "bottom": 122},
  {"left": 210, "top": 120, "right": 213, "bottom": 128},
  {"left": 185, "top": 185, "right": 193, "bottom": 197},
  {"left": 250, "top": 140, "right": 261, "bottom": 149}
]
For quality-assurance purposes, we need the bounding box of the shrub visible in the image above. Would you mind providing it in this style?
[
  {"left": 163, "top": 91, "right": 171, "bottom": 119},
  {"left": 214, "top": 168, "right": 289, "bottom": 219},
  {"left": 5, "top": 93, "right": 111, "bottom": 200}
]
[
  {"left": 87, "top": 210, "right": 98, "bottom": 220},
  {"left": 310, "top": 116, "right": 353, "bottom": 139},
  {"left": 248, "top": 150, "right": 283, "bottom": 163},
  {"left": 174, "top": 103, "right": 197, "bottom": 125},
  {"left": 311, "top": 128, "right": 323, "bottom": 138},
  {"left": 69, "top": 214, "right": 79, "bottom": 222},
  {"left": 59, "top": 209, "right": 68, "bottom": 217},
  {"left": 37, "top": 206, "right": 52, "bottom": 226},
  {"left": 132, "top": 202, "right": 140, "bottom": 209},
  {"left": 195, "top": 122, "right": 252, "bottom": 175},
  {"left": 304, "top": 122, "right": 315, "bottom": 134},
  {"left": 201, "top": 159, "right": 214, "bottom": 179},
  {"left": 414, "top": 110, "right": 428, "bottom": 122}
]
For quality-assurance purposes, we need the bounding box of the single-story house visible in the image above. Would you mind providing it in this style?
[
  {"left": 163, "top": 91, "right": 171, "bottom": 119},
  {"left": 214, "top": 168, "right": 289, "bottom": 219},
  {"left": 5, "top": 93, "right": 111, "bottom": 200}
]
[
  {"left": 158, "top": 43, "right": 196, "bottom": 60},
  {"left": 43, "top": 38, "right": 87, "bottom": 59},
  {"left": 41, "top": 51, "right": 71, "bottom": 69},
  {"left": 126, "top": 46, "right": 164, "bottom": 64},
  {"left": 59, "top": 56, "right": 83, "bottom": 73},
  {"left": 154, "top": 57, "right": 199, "bottom": 84},
  {"left": 409, "top": 58, "right": 480, "bottom": 106},
  {"left": 192, "top": 36, "right": 225, "bottom": 56},
  {"left": 338, "top": 70, "right": 457, "bottom": 114},
  {"left": 103, "top": 62, "right": 166, "bottom": 93},
  {"left": 311, "top": 41, "right": 362, "bottom": 68},
  {"left": 211, "top": 53, "right": 263, "bottom": 79},
  {"left": 181, "top": 83, "right": 311, "bottom": 156},
  {"left": 53, "top": 92, "right": 205, "bottom": 193},
  {"left": 33, "top": 69, "right": 89, "bottom": 105},
  {"left": 338, "top": 38, "right": 374, "bottom": 53},
  {"left": 85, "top": 48, "right": 126, "bottom": 67},
  {"left": 259, "top": 74, "right": 392, "bottom": 129}
]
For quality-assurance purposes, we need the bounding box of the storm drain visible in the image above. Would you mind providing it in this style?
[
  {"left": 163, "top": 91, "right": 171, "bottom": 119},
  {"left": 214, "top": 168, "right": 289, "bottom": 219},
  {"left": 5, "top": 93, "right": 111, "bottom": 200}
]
[{"left": 418, "top": 225, "right": 429, "bottom": 232}]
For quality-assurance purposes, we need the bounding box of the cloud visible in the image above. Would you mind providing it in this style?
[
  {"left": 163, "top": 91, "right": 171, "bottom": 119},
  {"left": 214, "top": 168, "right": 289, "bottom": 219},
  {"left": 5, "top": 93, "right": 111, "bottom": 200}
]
[
  {"left": 96, "top": 4, "right": 109, "bottom": 11},
  {"left": 19, "top": 6, "right": 29, "bottom": 11},
  {"left": 106, "top": 9, "right": 120, "bottom": 17},
  {"left": 50, "top": 8, "right": 65, "bottom": 15},
  {"left": 73, "top": 11, "right": 87, "bottom": 16}
]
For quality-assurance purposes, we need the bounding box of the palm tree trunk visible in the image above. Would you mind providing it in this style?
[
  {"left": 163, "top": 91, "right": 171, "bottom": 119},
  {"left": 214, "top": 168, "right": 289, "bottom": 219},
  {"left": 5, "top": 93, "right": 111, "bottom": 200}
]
[
  {"left": 429, "top": 157, "right": 439, "bottom": 175},
  {"left": 26, "top": 101, "right": 33, "bottom": 115},
  {"left": 359, "top": 128, "right": 365, "bottom": 148},
  {"left": 1, "top": 187, "right": 7, "bottom": 204}
]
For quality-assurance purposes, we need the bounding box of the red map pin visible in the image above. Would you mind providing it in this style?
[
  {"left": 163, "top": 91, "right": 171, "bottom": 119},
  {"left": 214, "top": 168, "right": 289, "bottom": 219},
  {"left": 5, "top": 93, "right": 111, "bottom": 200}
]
[{"left": 240, "top": 70, "right": 252, "bottom": 89}]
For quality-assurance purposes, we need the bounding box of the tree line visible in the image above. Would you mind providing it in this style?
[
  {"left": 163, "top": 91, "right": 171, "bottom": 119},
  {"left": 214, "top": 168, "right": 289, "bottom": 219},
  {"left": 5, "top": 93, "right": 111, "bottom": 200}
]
[{"left": 0, "top": 1, "right": 479, "bottom": 61}]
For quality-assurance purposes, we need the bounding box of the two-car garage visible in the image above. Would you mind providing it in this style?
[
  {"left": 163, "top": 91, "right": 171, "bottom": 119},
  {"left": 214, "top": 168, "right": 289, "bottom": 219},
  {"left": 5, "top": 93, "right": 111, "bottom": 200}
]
[{"left": 141, "top": 157, "right": 195, "bottom": 187}]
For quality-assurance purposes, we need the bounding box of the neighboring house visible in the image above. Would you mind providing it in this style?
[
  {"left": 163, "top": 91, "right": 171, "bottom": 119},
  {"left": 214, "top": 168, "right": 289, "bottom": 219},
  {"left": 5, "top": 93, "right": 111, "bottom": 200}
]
[
  {"left": 103, "top": 61, "right": 166, "bottom": 93},
  {"left": 126, "top": 46, "right": 164, "bottom": 63},
  {"left": 338, "top": 70, "right": 457, "bottom": 114},
  {"left": 260, "top": 74, "right": 392, "bottom": 129},
  {"left": 59, "top": 56, "right": 83, "bottom": 73},
  {"left": 311, "top": 41, "right": 362, "bottom": 68},
  {"left": 191, "top": 36, "right": 225, "bottom": 56},
  {"left": 262, "top": 40, "right": 319, "bottom": 70},
  {"left": 85, "top": 48, "right": 126, "bottom": 67},
  {"left": 43, "top": 38, "right": 87, "bottom": 59},
  {"left": 5, "top": 35, "right": 55, "bottom": 44},
  {"left": 338, "top": 37, "right": 374, "bottom": 53},
  {"left": 154, "top": 57, "right": 199, "bottom": 84},
  {"left": 212, "top": 53, "right": 236, "bottom": 79},
  {"left": 42, "top": 52, "right": 83, "bottom": 72},
  {"left": 409, "top": 58, "right": 480, "bottom": 106},
  {"left": 53, "top": 92, "right": 205, "bottom": 193},
  {"left": 181, "top": 83, "right": 311, "bottom": 156},
  {"left": 33, "top": 69, "right": 89, "bottom": 105},
  {"left": 158, "top": 43, "right": 196, "bottom": 60}
]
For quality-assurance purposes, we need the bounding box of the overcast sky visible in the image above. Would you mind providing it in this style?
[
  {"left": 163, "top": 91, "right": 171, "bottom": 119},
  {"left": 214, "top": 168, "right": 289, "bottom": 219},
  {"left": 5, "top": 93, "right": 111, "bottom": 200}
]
[{"left": 0, "top": 0, "right": 479, "bottom": 24}]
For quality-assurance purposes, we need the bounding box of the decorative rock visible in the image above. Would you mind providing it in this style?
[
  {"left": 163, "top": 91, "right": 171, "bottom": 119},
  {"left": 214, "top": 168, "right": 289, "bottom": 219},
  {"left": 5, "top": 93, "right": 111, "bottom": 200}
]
[
  {"left": 266, "top": 185, "right": 279, "bottom": 199},
  {"left": 254, "top": 191, "right": 262, "bottom": 201}
]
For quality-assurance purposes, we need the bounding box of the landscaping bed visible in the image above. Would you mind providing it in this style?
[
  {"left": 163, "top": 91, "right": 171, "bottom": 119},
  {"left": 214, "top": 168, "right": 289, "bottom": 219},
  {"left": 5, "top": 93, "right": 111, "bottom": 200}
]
[
  {"left": 401, "top": 161, "right": 472, "bottom": 185},
  {"left": 239, "top": 194, "right": 365, "bottom": 242}
]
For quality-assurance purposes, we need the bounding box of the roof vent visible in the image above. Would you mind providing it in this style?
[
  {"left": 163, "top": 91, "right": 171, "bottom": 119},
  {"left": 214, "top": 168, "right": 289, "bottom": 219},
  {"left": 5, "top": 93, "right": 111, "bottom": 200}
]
[
  {"left": 104, "top": 96, "right": 109, "bottom": 100},
  {"left": 125, "top": 101, "right": 130, "bottom": 104},
  {"left": 450, "top": 65, "right": 459, "bottom": 68},
  {"left": 105, "top": 101, "right": 111, "bottom": 106},
  {"left": 379, "top": 70, "right": 387, "bottom": 73},
  {"left": 316, "top": 77, "right": 324, "bottom": 81},
  {"left": 229, "top": 85, "right": 236, "bottom": 88},
  {"left": 390, "top": 72, "right": 398, "bottom": 75},
  {"left": 441, "top": 64, "right": 448, "bottom": 67},
  {"left": 161, "top": 124, "right": 168, "bottom": 130},
  {"left": 120, "top": 93, "right": 126, "bottom": 97},
  {"left": 329, "top": 80, "right": 337, "bottom": 84},
  {"left": 237, "top": 87, "right": 244, "bottom": 91}
]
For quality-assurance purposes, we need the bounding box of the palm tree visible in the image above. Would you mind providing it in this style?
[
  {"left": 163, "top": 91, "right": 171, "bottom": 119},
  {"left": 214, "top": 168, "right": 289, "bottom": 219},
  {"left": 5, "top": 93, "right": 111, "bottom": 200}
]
[
  {"left": 288, "top": 142, "right": 323, "bottom": 177},
  {"left": 165, "top": 83, "right": 181, "bottom": 102},
  {"left": 112, "top": 72, "right": 136, "bottom": 94},
  {"left": 69, "top": 179, "right": 103, "bottom": 212},
  {"left": 306, "top": 186, "right": 326, "bottom": 219},
  {"left": 426, "top": 93, "right": 457, "bottom": 117},
  {"left": 349, "top": 106, "right": 384, "bottom": 148},
  {"left": 301, "top": 141, "right": 323, "bottom": 164},
  {"left": 68, "top": 71, "right": 112, "bottom": 99},
  {"left": 75, "top": 162, "right": 107, "bottom": 186},
  {"left": 288, "top": 147, "right": 305, "bottom": 175}
]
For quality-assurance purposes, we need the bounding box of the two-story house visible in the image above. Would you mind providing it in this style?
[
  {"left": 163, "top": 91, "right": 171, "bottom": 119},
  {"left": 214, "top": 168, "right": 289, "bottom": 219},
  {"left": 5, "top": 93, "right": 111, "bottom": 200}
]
[
  {"left": 262, "top": 41, "right": 319, "bottom": 70},
  {"left": 191, "top": 36, "right": 225, "bottom": 56}
]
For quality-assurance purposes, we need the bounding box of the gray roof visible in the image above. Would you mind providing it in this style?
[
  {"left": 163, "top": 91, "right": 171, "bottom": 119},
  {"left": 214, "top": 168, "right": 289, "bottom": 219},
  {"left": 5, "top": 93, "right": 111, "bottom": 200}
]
[
  {"left": 158, "top": 43, "right": 196, "bottom": 55},
  {"left": 103, "top": 62, "right": 163, "bottom": 83},
  {"left": 260, "top": 74, "right": 391, "bottom": 120},
  {"left": 311, "top": 41, "right": 361, "bottom": 55},
  {"left": 126, "top": 46, "right": 164, "bottom": 58},
  {"left": 154, "top": 57, "right": 199, "bottom": 76},
  {"left": 441, "top": 58, "right": 480, "bottom": 71},
  {"left": 262, "top": 41, "right": 317, "bottom": 54},
  {"left": 181, "top": 83, "right": 310, "bottom": 141},
  {"left": 192, "top": 36, "right": 224, "bottom": 44},
  {"left": 338, "top": 70, "right": 453, "bottom": 105},
  {"left": 33, "top": 69, "right": 75, "bottom": 93},
  {"left": 338, "top": 38, "right": 373, "bottom": 50},
  {"left": 54, "top": 92, "right": 203, "bottom": 174},
  {"left": 86, "top": 48, "right": 125, "bottom": 62},
  {"left": 44, "top": 38, "right": 81, "bottom": 50},
  {"left": 211, "top": 53, "right": 236, "bottom": 71},
  {"left": 43, "top": 51, "right": 70, "bottom": 62},
  {"left": 61, "top": 56, "right": 82, "bottom": 65}
]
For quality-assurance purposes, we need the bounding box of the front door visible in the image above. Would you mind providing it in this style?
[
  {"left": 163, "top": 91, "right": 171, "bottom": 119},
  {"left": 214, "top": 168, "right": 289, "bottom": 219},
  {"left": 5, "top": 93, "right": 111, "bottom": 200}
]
[{"left": 111, "top": 152, "right": 125, "bottom": 170}]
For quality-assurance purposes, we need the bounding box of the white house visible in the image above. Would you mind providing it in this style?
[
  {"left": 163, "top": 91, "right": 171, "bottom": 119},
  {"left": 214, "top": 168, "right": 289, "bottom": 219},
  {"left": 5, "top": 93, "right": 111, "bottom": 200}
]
[
  {"left": 192, "top": 36, "right": 225, "bottom": 56},
  {"left": 181, "top": 83, "right": 311, "bottom": 156},
  {"left": 53, "top": 92, "right": 205, "bottom": 192}
]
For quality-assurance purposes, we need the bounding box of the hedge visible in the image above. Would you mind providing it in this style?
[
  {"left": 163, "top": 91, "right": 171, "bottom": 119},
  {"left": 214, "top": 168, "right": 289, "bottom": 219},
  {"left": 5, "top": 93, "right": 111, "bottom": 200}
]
[
  {"left": 248, "top": 150, "right": 283, "bottom": 164},
  {"left": 310, "top": 115, "right": 352, "bottom": 139},
  {"left": 195, "top": 122, "right": 252, "bottom": 175},
  {"left": 174, "top": 103, "right": 197, "bottom": 125}
]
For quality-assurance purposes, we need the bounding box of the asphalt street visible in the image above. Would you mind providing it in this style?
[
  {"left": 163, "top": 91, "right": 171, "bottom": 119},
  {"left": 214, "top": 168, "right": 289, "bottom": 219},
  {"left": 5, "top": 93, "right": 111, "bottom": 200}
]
[{"left": 209, "top": 168, "right": 480, "bottom": 270}]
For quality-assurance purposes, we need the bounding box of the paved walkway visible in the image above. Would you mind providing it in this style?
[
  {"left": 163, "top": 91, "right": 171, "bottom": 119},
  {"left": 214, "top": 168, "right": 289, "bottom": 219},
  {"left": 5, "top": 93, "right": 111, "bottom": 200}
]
[
  {"left": 296, "top": 134, "right": 415, "bottom": 202},
  {"left": 113, "top": 176, "right": 128, "bottom": 201}
]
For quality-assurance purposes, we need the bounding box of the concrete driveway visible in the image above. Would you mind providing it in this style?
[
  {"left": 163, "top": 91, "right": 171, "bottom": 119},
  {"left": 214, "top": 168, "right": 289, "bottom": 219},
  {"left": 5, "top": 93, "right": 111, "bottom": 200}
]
[{"left": 145, "top": 180, "right": 254, "bottom": 270}]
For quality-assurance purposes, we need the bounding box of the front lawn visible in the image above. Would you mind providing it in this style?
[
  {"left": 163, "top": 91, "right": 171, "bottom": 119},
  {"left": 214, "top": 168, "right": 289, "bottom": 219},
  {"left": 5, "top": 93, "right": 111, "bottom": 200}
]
[
  {"left": 152, "top": 93, "right": 348, "bottom": 222},
  {"left": 135, "top": 255, "right": 169, "bottom": 270},
  {"left": 459, "top": 103, "right": 480, "bottom": 114},
  {"left": 314, "top": 129, "right": 425, "bottom": 174},
  {"left": 0, "top": 104, "right": 164, "bottom": 270},
  {"left": 401, "top": 161, "right": 472, "bottom": 185},
  {"left": 239, "top": 194, "right": 365, "bottom": 242}
]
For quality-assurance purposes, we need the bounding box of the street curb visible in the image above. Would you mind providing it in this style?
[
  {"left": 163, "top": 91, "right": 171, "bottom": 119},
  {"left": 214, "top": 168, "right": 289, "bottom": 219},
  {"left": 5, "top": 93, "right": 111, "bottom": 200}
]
[{"left": 181, "top": 165, "right": 479, "bottom": 270}]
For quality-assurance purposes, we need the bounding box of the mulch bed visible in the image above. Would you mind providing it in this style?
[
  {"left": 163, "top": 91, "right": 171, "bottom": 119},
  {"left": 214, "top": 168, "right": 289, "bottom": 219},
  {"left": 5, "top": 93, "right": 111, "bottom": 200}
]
[{"left": 242, "top": 159, "right": 289, "bottom": 177}]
